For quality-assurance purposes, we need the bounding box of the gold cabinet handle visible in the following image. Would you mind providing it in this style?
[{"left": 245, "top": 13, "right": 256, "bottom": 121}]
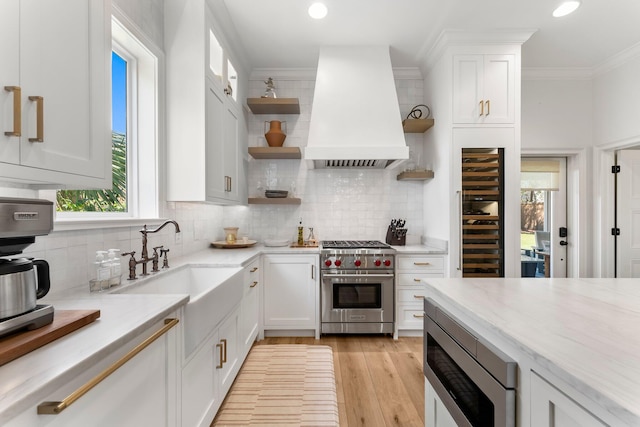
[
  {"left": 216, "top": 343, "right": 224, "bottom": 369},
  {"left": 479, "top": 100, "right": 484, "bottom": 116},
  {"left": 38, "top": 318, "right": 179, "bottom": 415},
  {"left": 28, "top": 95, "right": 44, "bottom": 142},
  {"left": 485, "top": 100, "right": 490, "bottom": 116},
  {"left": 4, "top": 86, "right": 21, "bottom": 136},
  {"left": 221, "top": 338, "right": 227, "bottom": 363},
  {"left": 413, "top": 313, "right": 425, "bottom": 318},
  {"left": 250, "top": 281, "right": 258, "bottom": 288},
  {"left": 413, "top": 278, "right": 421, "bottom": 282},
  {"left": 250, "top": 267, "right": 258, "bottom": 273},
  {"left": 414, "top": 262, "right": 431, "bottom": 266},
  {"left": 413, "top": 295, "right": 424, "bottom": 299}
]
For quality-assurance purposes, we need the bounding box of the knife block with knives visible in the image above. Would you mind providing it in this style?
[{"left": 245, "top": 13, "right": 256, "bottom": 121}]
[{"left": 385, "top": 218, "right": 407, "bottom": 246}]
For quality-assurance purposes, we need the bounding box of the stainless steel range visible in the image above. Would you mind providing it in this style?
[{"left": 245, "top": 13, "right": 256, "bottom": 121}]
[{"left": 320, "top": 240, "right": 395, "bottom": 334}]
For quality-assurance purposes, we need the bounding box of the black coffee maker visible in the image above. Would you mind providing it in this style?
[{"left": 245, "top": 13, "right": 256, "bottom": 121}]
[{"left": 0, "top": 198, "right": 54, "bottom": 338}]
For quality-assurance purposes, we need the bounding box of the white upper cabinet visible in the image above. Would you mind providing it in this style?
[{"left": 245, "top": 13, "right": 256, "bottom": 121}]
[
  {"left": 453, "top": 54, "right": 515, "bottom": 124},
  {"left": 165, "top": 1, "right": 246, "bottom": 204},
  {"left": 0, "top": 0, "right": 111, "bottom": 188}
]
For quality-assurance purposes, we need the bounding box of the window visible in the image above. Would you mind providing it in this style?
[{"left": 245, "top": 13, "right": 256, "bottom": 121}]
[{"left": 54, "top": 15, "right": 159, "bottom": 220}]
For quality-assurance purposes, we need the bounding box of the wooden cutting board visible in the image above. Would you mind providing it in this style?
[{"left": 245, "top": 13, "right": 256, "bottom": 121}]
[{"left": 0, "top": 309, "right": 101, "bottom": 367}]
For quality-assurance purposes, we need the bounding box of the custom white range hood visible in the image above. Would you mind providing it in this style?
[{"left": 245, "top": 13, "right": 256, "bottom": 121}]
[{"left": 305, "top": 46, "right": 409, "bottom": 169}]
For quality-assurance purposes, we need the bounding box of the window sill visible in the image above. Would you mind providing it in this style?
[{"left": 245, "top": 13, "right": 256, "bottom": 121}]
[{"left": 53, "top": 217, "right": 168, "bottom": 232}]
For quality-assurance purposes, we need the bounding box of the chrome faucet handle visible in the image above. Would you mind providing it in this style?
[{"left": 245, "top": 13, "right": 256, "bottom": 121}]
[{"left": 160, "top": 248, "right": 170, "bottom": 268}]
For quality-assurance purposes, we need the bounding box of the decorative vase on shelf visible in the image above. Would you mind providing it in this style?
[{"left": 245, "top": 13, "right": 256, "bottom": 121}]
[{"left": 264, "top": 120, "right": 287, "bottom": 147}]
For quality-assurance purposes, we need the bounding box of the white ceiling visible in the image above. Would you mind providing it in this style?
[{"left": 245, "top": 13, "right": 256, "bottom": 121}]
[{"left": 217, "top": 0, "right": 640, "bottom": 71}]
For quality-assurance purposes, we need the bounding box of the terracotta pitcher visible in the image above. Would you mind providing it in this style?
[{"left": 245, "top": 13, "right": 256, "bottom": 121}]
[{"left": 264, "top": 120, "right": 287, "bottom": 147}]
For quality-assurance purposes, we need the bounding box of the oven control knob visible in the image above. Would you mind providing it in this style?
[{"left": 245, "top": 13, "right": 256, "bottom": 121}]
[
  {"left": 335, "top": 259, "right": 342, "bottom": 267},
  {"left": 383, "top": 259, "right": 391, "bottom": 267},
  {"left": 325, "top": 259, "right": 332, "bottom": 267},
  {"left": 374, "top": 259, "right": 382, "bottom": 267},
  {"left": 354, "top": 259, "right": 362, "bottom": 267}
]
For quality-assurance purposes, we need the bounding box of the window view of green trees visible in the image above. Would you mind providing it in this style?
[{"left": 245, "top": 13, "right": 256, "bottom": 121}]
[
  {"left": 57, "top": 51, "right": 127, "bottom": 213},
  {"left": 56, "top": 132, "right": 127, "bottom": 212}
]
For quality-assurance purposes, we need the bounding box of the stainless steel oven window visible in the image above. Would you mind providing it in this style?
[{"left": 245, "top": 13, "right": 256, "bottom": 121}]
[{"left": 333, "top": 283, "right": 381, "bottom": 309}]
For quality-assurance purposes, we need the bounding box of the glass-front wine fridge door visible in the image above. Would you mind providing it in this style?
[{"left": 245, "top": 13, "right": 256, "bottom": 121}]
[{"left": 461, "top": 148, "right": 504, "bottom": 277}]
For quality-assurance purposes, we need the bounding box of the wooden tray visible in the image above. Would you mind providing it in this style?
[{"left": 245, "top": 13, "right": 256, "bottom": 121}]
[
  {"left": 0, "top": 309, "right": 101, "bottom": 366},
  {"left": 211, "top": 240, "right": 257, "bottom": 249},
  {"left": 290, "top": 243, "right": 319, "bottom": 248}
]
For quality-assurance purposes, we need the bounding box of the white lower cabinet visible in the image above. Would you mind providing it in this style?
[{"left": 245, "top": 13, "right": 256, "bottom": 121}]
[
  {"left": 425, "top": 379, "right": 458, "bottom": 427},
  {"left": 241, "top": 258, "right": 261, "bottom": 354},
  {"left": 263, "top": 254, "right": 318, "bottom": 335},
  {"left": 181, "top": 303, "right": 241, "bottom": 427},
  {"left": 531, "top": 371, "right": 607, "bottom": 427},
  {"left": 396, "top": 255, "right": 444, "bottom": 332},
  {"left": 7, "top": 315, "right": 179, "bottom": 427}
]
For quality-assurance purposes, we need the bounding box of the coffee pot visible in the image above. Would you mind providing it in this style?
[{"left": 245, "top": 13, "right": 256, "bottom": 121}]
[{"left": 0, "top": 258, "right": 51, "bottom": 320}]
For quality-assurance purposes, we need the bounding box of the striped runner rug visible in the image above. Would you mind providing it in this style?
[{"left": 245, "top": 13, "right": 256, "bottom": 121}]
[{"left": 212, "top": 344, "right": 339, "bottom": 426}]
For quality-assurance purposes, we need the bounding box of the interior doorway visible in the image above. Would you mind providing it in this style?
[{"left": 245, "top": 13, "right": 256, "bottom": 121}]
[{"left": 520, "top": 157, "right": 567, "bottom": 278}]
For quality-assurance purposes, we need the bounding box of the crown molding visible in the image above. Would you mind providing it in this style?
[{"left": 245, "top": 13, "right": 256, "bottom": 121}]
[
  {"left": 593, "top": 41, "right": 640, "bottom": 76},
  {"left": 421, "top": 29, "right": 537, "bottom": 73}
]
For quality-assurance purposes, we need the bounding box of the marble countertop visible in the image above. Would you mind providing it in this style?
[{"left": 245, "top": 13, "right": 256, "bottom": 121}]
[
  {"left": 422, "top": 277, "right": 640, "bottom": 426},
  {"left": 391, "top": 244, "right": 447, "bottom": 254}
]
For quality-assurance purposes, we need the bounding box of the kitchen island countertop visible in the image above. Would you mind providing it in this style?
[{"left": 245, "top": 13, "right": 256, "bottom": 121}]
[{"left": 422, "top": 277, "right": 640, "bottom": 426}]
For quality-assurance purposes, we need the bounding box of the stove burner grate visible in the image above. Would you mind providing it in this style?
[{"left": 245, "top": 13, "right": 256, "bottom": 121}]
[{"left": 321, "top": 240, "right": 391, "bottom": 249}]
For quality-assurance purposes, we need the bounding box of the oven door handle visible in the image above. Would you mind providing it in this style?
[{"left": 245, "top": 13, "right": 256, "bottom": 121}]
[{"left": 321, "top": 273, "right": 395, "bottom": 279}]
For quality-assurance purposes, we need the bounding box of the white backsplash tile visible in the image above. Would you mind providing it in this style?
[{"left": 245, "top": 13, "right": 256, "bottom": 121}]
[{"left": 241, "top": 77, "right": 425, "bottom": 242}]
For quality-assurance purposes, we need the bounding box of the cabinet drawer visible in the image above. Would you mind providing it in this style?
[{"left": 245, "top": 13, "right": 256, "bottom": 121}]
[
  {"left": 398, "top": 288, "right": 426, "bottom": 303},
  {"left": 397, "top": 304, "right": 425, "bottom": 330},
  {"left": 397, "top": 256, "right": 444, "bottom": 271},
  {"left": 397, "top": 272, "right": 443, "bottom": 287}
]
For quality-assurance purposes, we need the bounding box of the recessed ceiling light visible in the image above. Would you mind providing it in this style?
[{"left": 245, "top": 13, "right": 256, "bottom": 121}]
[
  {"left": 552, "top": 1, "right": 581, "bottom": 17},
  {"left": 308, "top": 2, "right": 328, "bottom": 19}
]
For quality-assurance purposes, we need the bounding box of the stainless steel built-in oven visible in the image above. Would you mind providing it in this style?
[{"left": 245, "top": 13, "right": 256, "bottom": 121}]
[
  {"left": 320, "top": 240, "right": 395, "bottom": 334},
  {"left": 424, "top": 298, "right": 517, "bottom": 427}
]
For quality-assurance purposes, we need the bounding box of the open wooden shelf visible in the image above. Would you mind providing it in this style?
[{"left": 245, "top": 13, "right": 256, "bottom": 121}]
[
  {"left": 246, "top": 98, "right": 300, "bottom": 114},
  {"left": 248, "top": 147, "right": 301, "bottom": 159},
  {"left": 248, "top": 197, "right": 301, "bottom": 205},
  {"left": 402, "top": 118, "right": 434, "bottom": 133},
  {"left": 396, "top": 170, "right": 434, "bottom": 181}
]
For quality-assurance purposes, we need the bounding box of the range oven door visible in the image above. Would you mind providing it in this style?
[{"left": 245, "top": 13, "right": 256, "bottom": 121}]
[
  {"left": 321, "top": 272, "right": 394, "bottom": 333},
  {"left": 424, "top": 298, "right": 516, "bottom": 427}
]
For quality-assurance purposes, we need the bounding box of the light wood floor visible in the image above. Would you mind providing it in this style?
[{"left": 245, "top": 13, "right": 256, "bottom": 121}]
[{"left": 250, "top": 336, "right": 425, "bottom": 427}]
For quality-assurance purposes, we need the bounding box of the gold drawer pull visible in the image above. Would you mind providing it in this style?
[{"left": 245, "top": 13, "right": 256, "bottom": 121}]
[
  {"left": 414, "top": 262, "right": 431, "bottom": 266},
  {"left": 486, "top": 100, "right": 490, "bottom": 116},
  {"left": 413, "top": 313, "right": 425, "bottom": 318},
  {"left": 413, "top": 278, "right": 421, "bottom": 282},
  {"left": 38, "top": 318, "right": 179, "bottom": 415},
  {"left": 250, "top": 267, "right": 258, "bottom": 272},
  {"left": 216, "top": 343, "right": 224, "bottom": 369},
  {"left": 221, "top": 338, "right": 227, "bottom": 363},
  {"left": 28, "top": 95, "right": 44, "bottom": 142},
  {"left": 4, "top": 86, "right": 21, "bottom": 136},
  {"left": 413, "top": 295, "right": 424, "bottom": 299},
  {"left": 250, "top": 281, "right": 258, "bottom": 288}
]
